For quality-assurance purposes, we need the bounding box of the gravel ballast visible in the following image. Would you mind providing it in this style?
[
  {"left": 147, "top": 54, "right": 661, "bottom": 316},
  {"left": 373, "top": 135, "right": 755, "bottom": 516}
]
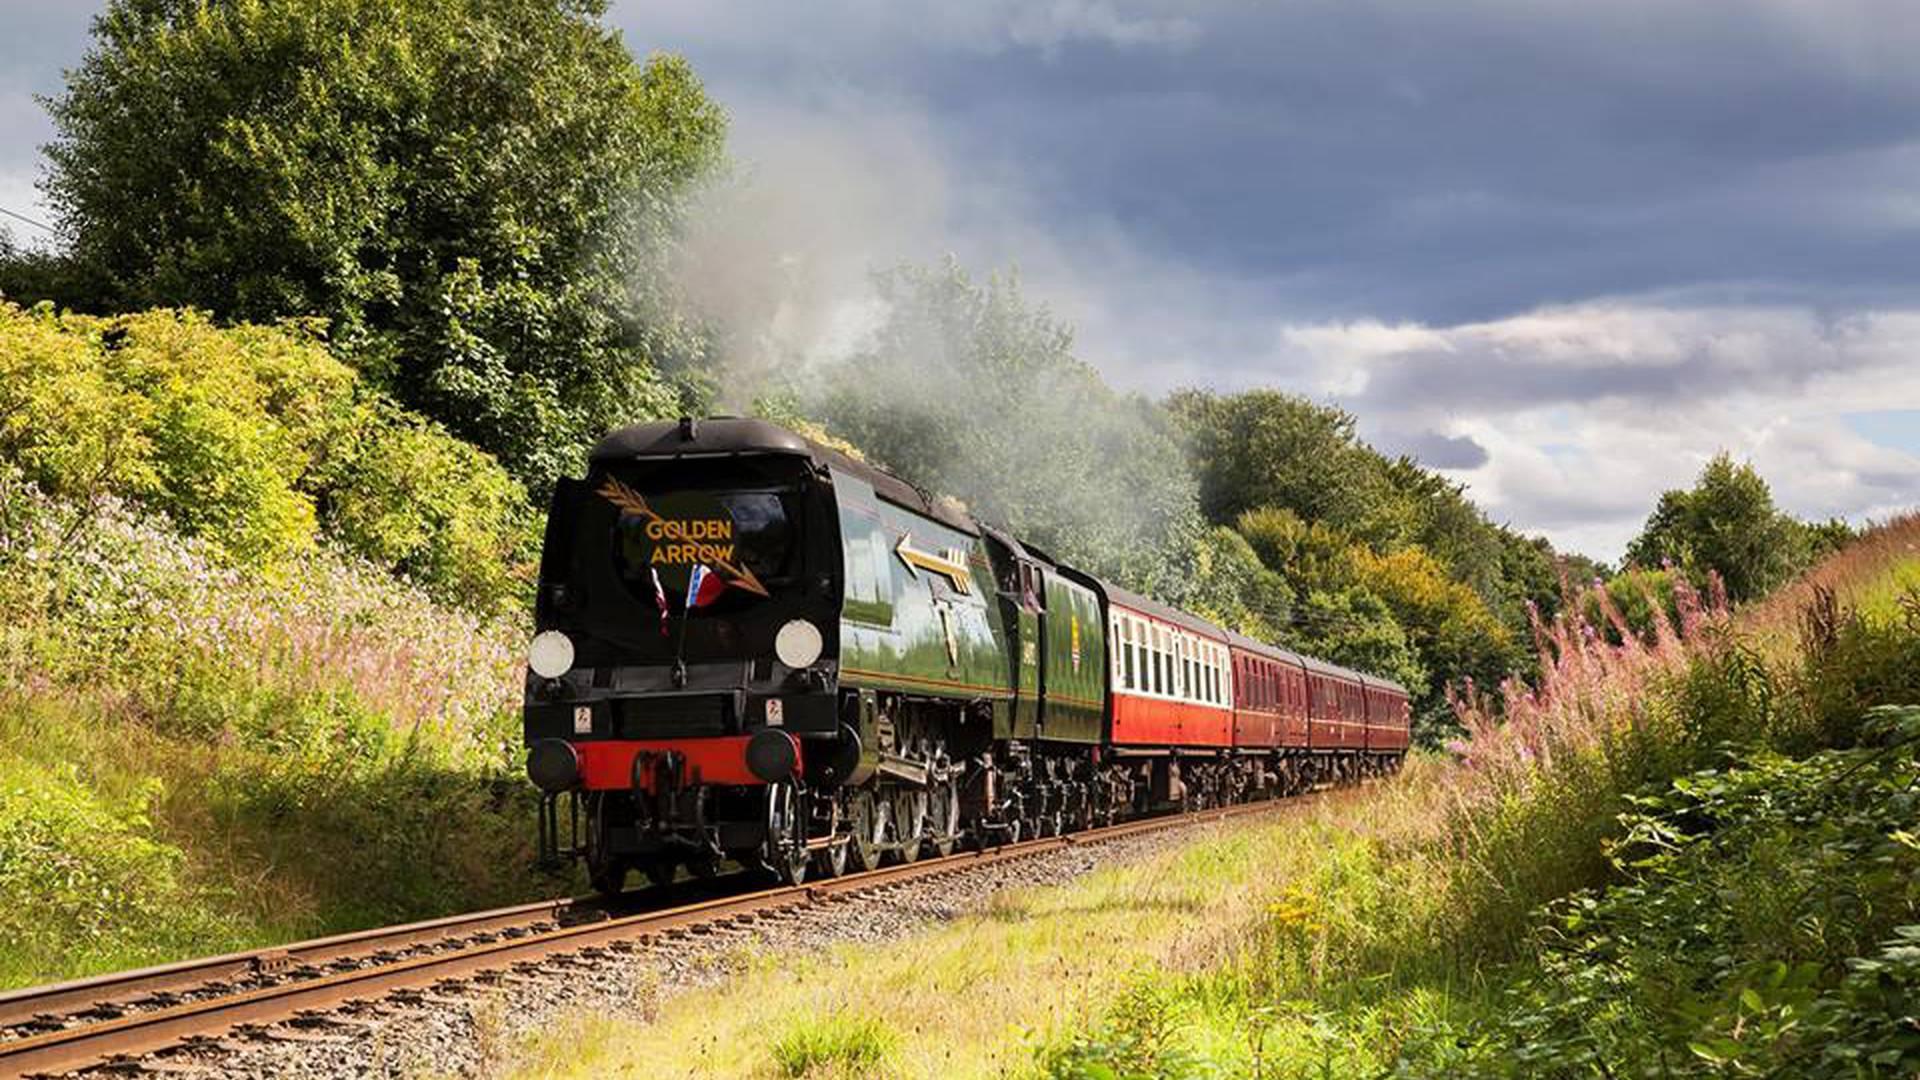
[{"left": 64, "top": 815, "right": 1257, "bottom": 1080}]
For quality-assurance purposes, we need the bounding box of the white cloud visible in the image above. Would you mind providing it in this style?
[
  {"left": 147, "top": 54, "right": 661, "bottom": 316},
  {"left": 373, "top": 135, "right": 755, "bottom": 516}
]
[{"left": 1264, "top": 304, "right": 1920, "bottom": 560}]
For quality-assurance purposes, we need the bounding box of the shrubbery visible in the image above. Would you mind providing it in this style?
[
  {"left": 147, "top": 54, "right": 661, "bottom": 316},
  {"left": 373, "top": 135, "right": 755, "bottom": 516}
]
[
  {"left": 1458, "top": 711, "right": 1920, "bottom": 1077},
  {"left": 24, "top": 0, "right": 723, "bottom": 488},
  {"left": 0, "top": 302, "right": 534, "bottom": 611},
  {"left": 0, "top": 480, "right": 541, "bottom": 985},
  {"left": 1042, "top": 517, "right": 1920, "bottom": 1079}
]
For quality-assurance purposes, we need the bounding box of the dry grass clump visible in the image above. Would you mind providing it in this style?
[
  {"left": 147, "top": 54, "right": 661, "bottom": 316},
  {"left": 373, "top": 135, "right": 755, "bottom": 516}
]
[{"left": 1740, "top": 511, "right": 1920, "bottom": 654}]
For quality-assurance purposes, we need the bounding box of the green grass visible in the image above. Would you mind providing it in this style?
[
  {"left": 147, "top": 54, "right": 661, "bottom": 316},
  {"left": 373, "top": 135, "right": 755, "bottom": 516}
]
[
  {"left": 0, "top": 486, "right": 557, "bottom": 988},
  {"left": 770, "top": 1013, "right": 901, "bottom": 1078}
]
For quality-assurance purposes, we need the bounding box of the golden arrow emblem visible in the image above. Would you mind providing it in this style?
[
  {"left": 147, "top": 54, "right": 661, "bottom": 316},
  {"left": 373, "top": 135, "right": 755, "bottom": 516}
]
[
  {"left": 895, "top": 534, "right": 973, "bottom": 594},
  {"left": 597, "top": 477, "right": 772, "bottom": 597}
]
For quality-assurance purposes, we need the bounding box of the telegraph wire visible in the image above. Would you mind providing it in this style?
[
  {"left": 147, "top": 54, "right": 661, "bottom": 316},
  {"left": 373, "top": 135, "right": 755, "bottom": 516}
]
[{"left": 0, "top": 205, "right": 54, "bottom": 234}]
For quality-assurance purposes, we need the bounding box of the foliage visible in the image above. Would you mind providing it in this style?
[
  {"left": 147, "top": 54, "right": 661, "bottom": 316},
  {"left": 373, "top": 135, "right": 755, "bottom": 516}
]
[
  {"left": 0, "top": 302, "right": 534, "bottom": 610},
  {"left": 1177, "top": 526, "right": 1296, "bottom": 643},
  {"left": 1351, "top": 546, "right": 1516, "bottom": 697},
  {"left": 1431, "top": 711, "right": 1920, "bottom": 1078},
  {"left": 806, "top": 261, "right": 1205, "bottom": 595},
  {"left": 1625, "top": 452, "right": 1835, "bottom": 603},
  {"left": 1041, "top": 521, "right": 1920, "bottom": 1080},
  {"left": 0, "top": 483, "right": 542, "bottom": 985},
  {"left": 0, "top": 740, "right": 198, "bottom": 970},
  {"left": 768, "top": 1012, "right": 900, "bottom": 1078},
  {"left": 1583, "top": 565, "right": 1681, "bottom": 645},
  {"left": 31, "top": 0, "right": 725, "bottom": 488},
  {"left": 1168, "top": 390, "right": 1398, "bottom": 544}
]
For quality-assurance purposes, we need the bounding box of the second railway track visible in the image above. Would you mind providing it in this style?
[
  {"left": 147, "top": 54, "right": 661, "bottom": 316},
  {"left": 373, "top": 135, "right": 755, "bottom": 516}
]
[{"left": 0, "top": 797, "right": 1300, "bottom": 1079}]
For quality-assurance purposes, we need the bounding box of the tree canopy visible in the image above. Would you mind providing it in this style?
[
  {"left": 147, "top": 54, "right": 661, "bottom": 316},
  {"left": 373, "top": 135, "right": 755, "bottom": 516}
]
[
  {"left": 1624, "top": 452, "right": 1850, "bottom": 603},
  {"left": 29, "top": 0, "right": 725, "bottom": 489},
  {"left": 801, "top": 261, "right": 1204, "bottom": 595}
]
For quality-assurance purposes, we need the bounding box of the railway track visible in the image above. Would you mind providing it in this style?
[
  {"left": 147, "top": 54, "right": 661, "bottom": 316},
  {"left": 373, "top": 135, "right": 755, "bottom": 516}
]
[{"left": 0, "top": 798, "right": 1294, "bottom": 1078}]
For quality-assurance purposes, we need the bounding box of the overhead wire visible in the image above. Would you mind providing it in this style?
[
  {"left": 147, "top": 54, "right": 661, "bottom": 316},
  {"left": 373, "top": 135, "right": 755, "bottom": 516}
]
[{"left": 0, "top": 206, "right": 55, "bottom": 234}]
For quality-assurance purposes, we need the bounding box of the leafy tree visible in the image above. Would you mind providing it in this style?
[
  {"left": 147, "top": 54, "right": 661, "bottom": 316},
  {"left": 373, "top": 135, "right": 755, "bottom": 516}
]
[
  {"left": 1583, "top": 566, "right": 1682, "bottom": 645},
  {"left": 34, "top": 0, "right": 724, "bottom": 489},
  {"left": 1351, "top": 545, "right": 1518, "bottom": 697},
  {"left": 1235, "top": 506, "right": 1362, "bottom": 594},
  {"left": 1290, "top": 587, "right": 1428, "bottom": 710},
  {"left": 808, "top": 261, "right": 1203, "bottom": 593},
  {"left": 1625, "top": 453, "right": 1809, "bottom": 603},
  {"left": 1180, "top": 526, "right": 1295, "bottom": 642},
  {"left": 1167, "top": 389, "right": 1401, "bottom": 542}
]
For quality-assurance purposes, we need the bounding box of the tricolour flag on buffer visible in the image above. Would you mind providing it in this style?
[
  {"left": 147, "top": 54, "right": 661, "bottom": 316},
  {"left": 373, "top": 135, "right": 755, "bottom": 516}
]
[{"left": 685, "top": 563, "right": 728, "bottom": 610}]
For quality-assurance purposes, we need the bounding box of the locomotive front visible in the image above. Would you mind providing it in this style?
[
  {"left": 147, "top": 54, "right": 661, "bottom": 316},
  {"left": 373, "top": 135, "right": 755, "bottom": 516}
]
[{"left": 522, "top": 417, "right": 847, "bottom": 891}]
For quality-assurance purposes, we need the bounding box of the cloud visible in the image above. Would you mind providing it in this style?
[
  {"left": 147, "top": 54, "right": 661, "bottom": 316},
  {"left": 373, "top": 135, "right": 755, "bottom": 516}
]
[
  {"left": 1393, "top": 431, "right": 1490, "bottom": 471},
  {"left": 1266, "top": 303, "right": 1920, "bottom": 558},
  {"left": 630, "top": 0, "right": 1920, "bottom": 562},
  {"left": 5, "top": 2, "right": 1914, "bottom": 563}
]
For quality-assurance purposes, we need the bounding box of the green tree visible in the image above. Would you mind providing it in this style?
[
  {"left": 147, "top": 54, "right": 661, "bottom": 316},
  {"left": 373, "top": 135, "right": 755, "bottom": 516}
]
[
  {"left": 808, "top": 261, "right": 1203, "bottom": 593},
  {"left": 34, "top": 0, "right": 724, "bottom": 489},
  {"left": 1624, "top": 454, "right": 1809, "bottom": 603},
  {"left": 1166, "top": 389, "right": 1404, "bottom": 543}
]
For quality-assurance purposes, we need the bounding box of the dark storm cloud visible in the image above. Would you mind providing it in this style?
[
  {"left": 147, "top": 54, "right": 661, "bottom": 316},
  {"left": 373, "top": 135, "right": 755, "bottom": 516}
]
[
  {"left": 1387, "top": 431, "right": 1490, "bottom": 471},
  {"left": 618, "top": 0, "right": 1920, "bottom": 325}
]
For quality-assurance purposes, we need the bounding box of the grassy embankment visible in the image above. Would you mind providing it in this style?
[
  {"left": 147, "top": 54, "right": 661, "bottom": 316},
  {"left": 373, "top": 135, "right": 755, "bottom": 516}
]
[
  {"left": 506, "top": 516, "right": 1920, "bottom": 1079},
  {"left": 0, "top": 303, "right": 555, "bottom": 988}
]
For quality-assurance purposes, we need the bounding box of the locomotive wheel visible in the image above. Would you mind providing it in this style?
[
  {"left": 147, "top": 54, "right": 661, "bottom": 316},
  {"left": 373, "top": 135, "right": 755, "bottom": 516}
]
[
  {"left": 890, "top": 787, "right": 928, "bottom": 864},
  {"left": 815, "top": 838, "right": 849, "bottom": 879},
  {"left": 640, "top": 858, "right": 676, "bottom": 889},
  {"left": 845, "top": 790, "right": 882, "bottom": 872},
  {"left": 926, "top": 778, "right": 959, "bottom": 858},
  {"left": 584, "top": 793, "right": 631, "bottom": 897},
  {"left": 1070, "top": 781, "right": 1095, "bottom": 833},
  {"left": 762, "top": 781, "right": 809, "bottom": 886},
  {"left": 813, "top": 799, "right": 848, "bottom": 878}
]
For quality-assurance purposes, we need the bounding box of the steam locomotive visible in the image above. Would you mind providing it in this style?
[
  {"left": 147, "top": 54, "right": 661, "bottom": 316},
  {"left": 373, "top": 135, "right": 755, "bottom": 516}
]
[{"left": 521, "top": 418, "right": 1408, "bottom": 892}]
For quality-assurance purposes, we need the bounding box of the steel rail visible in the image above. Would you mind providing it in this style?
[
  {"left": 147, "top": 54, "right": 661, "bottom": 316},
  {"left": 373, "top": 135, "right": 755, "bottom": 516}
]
[
  {"left": 0, "top": 799, "right": 1293, "bottom": 1078},
  {"left": 0, "top": 897, "right": 589, "bottom": 1033}
]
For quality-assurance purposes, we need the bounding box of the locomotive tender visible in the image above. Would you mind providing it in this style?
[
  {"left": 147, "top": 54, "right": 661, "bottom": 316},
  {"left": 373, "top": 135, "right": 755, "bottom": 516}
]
[{"left": 522, "top": 417, "right": 1408, "bottom": 892}]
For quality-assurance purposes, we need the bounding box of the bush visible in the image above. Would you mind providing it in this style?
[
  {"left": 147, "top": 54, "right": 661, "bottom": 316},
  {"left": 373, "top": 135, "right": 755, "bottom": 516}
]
[
  {"left": 0, "top": 302, "right": 534, "bottom": 611},
  {"left": 0, "top": 483, "right": 541, "bottom": 985},
  {"left": 0, "top": 752, "right": 184, "bottom": 960},
  {"left": 1427, "top": 709, "right": 1920, "bottom": 1078},
  {"left": 769, "top": 1012, "right": 899, "bottom": 1077}
]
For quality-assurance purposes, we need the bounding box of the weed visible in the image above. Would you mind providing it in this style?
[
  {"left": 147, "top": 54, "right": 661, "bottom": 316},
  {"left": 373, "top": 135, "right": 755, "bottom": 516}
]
[{"left": 769, "top": 1012, "right": 900, "bottom": 1078}]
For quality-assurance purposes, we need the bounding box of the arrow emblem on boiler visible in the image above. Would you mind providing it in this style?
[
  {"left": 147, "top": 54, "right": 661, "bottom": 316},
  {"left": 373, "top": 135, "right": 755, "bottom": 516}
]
[{"left": 894, "top": 534, "right": 973, "bottom": 594}]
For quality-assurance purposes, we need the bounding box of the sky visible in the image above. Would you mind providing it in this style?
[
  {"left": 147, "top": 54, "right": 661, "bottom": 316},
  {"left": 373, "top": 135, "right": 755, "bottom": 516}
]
[{"left": 3, "top": 1, "right": 1918, "bottom": 561}]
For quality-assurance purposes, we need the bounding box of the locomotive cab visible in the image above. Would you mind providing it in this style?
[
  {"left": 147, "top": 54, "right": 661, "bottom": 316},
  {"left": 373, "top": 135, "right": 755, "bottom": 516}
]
[{"left": 523, "top": 417, "right": 849, "bottom": 890}]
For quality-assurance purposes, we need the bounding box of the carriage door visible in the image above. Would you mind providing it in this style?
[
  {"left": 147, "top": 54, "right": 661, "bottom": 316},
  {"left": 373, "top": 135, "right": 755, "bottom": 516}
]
[{"left": 1020, "top": 561, "right": 1049, "bottom": 737}]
